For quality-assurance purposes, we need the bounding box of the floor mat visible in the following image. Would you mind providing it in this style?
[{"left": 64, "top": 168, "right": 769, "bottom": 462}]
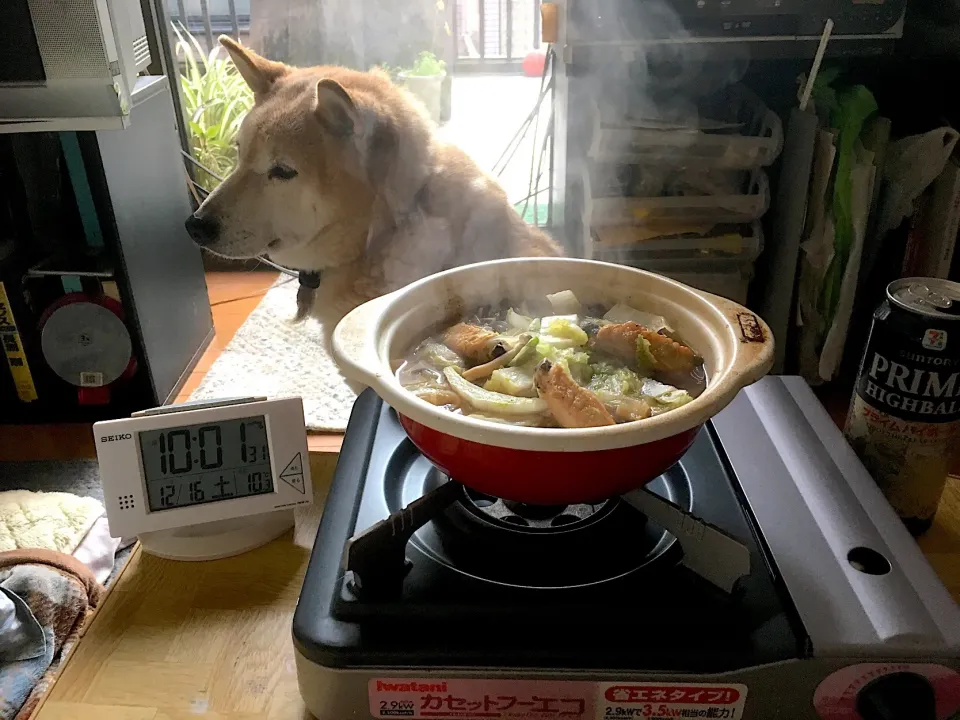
[{"left": 189, "top": 277, "right": 358, "bottom": 432}]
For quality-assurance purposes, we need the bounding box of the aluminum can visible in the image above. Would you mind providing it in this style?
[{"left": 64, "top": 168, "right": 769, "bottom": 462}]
[{"left": 844, "top": 277, "right": 960, "bottom": 535}]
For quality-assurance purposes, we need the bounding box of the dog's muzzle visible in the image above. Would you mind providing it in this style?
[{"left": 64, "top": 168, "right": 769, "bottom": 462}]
[{"left": 185, "top": 213, "right": 220, "bottom": 247}]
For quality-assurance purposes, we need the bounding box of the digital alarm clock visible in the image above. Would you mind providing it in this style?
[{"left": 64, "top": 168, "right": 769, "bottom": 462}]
[{"left": 94, "top": 396, "right": 312, "bottom": 561}]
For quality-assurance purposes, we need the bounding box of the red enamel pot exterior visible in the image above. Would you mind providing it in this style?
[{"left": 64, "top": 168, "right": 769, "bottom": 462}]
[
  {"left": 399, "top": 414, "right": 701, "bottom": 505},
  {"left": 333, "top": 258, "right": 775, "bottom": 507}
]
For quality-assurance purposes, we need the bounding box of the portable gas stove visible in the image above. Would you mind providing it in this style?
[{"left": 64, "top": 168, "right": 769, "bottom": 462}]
[{"left": 293, "top": 376, "right": 960, "bottom": 720}]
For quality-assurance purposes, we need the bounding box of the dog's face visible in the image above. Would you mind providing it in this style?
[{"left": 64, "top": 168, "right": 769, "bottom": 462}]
[{"left": 185, "top": 38, "right": 375, "bottom": 269}]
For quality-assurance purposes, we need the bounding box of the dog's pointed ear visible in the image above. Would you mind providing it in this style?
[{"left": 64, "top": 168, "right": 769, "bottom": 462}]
[
  {"left": 219, "top": 35, "right": 286, "bottom": 95},
  {"left": 314, "top": 79, "right": 358, "bottom": 137}
]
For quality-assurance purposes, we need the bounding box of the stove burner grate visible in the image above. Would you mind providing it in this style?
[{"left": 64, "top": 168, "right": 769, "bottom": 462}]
[
  {"left": 341, "top": 455, "right": 696, "bottom": 596},
  {"left": 425, "top": 477, "right": 680, "bottom": 590},
  {"left": 461, "top": 486, "right": 614, "bottom": 531},
  {"left": 339, "top": 423, "right": 752, "bottom": 601}
]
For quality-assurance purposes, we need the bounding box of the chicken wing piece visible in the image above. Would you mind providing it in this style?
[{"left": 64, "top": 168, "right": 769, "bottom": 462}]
[
  {"left": 594, "top": 321, "right": 644, "bottom": 361},
  {"left": 534, "top": 360, "right": 615, "bottom": 428},
  {"left": 643, "top": 330, "right": 697, "bottom": 373},
  {"left": 594, "top": 321, "right": 696, "bottom": 373},
  {"left": 442, "top": 323, "right": 501, "bottom": 364}
]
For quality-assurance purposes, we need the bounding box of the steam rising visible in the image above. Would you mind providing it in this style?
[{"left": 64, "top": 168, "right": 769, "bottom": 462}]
[
  {"left": 568, "top": 0, "right": 755, "bottom": 268},
  {"left": 576, "top": 0, "right": 750, "bottom": 130},
  {"left": 242, "top": 0, "right": 757, "bottom": 282}
]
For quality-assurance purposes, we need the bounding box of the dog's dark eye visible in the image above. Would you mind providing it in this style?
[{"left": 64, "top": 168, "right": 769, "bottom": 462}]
[{"left": 268, "top": 165, "right": 298, "bottom": 180}]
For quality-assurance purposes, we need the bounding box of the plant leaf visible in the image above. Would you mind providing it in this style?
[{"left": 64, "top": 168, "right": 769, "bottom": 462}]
[{"left": 174, "top": 22, "right": 251, "bottom": 191}]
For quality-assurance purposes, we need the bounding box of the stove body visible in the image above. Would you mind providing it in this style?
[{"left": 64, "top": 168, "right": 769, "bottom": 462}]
[{"left": 293, "top": 377, "right": 960, "bottom": 719}]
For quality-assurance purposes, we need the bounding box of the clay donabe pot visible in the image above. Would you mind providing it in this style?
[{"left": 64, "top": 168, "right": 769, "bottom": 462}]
[{"left": 333, "top": 258, "right": 774, "bottom": 505}]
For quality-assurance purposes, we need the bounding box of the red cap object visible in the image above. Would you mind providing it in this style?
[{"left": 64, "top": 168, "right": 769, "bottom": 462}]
[{"left": 522, "top": 51, "right": 546, "bottom": 78}]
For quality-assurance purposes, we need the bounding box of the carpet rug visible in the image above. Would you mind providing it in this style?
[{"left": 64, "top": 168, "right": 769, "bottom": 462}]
[{"left": 189, "top": 277, "right": 359, "bottom": 432}]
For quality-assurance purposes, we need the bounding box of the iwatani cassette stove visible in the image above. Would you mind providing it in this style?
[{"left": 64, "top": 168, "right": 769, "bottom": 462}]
[{"left": 293, "top": 376, "right": 960, "bottom": 720}]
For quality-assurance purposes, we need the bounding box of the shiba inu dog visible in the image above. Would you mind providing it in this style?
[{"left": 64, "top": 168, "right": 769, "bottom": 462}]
[{"left": 185, "top": 37, "right": 563, "bottom": 324}]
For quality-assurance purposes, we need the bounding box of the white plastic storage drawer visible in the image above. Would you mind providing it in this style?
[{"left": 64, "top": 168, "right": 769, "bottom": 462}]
[
  {"left": 588, "top": 84, "right": 783, "bottom": 169},
  {"left": 585, "top": 169, "right": 769, "bottom": 226},
  {"left": 588, "top": 222, "right": 764, "bottom": 265}
]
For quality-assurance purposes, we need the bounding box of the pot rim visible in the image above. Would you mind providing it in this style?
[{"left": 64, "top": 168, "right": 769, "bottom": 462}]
[{"left": 333, "top": 257, "right": 774, "bottom": 452}]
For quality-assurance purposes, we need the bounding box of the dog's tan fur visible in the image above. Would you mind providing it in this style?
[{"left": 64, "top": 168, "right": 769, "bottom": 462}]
[{"left": 191, "top": 37, "right": 563, "bottom": 326}]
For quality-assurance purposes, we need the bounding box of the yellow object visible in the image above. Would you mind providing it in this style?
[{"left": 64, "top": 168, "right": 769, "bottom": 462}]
[
  {"left": 0, "top": 490, "right": 105, "bottom": 554},
  {"left": 541, "top": 3, "right": 558, "bottom": 43},
  {"left": 0, "top": 281, "right": 39, "bottom": 402},
  {"left": 594, "top": 224, "right": 720, "bottom": 246}
]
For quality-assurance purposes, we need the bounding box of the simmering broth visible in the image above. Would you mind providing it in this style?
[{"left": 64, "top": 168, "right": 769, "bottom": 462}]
[{"left": 395, "top": 290, "right": 706, "bottom": 429}]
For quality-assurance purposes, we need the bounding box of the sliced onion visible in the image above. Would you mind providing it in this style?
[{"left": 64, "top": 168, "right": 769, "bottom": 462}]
[
  {"left": 466, "top": 412, "right": 549, "bottom": 427},
  {"left": 506, "top": 307, "right": 535, "bottom": 331},
  {"left": 640, "top": 378, "right": 677, "bottom": 398},
  {"left": 546, "top": 290, "right": 581, "bottom": 315},
  {"left": 442, "top": 366, "right": 547, "bottom": 415}
]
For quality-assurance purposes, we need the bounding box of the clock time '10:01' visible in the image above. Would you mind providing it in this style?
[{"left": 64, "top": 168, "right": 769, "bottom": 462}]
[{"left": 138, "top": 415, "right": 274, "bottom": 512}]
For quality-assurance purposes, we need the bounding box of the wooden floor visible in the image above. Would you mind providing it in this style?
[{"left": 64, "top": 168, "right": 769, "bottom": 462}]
[{"left": 0, "top": 272, "right": 343, "bottom": 463}]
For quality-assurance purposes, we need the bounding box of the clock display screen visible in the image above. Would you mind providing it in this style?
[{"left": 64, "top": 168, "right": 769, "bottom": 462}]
[{"left": 138, "top": 416, "right": 273, "bottom": 512}]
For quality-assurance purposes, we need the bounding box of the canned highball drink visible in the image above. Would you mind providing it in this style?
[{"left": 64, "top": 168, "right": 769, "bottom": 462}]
[{"left": 844, "top": 278, "right": 960, "bottom": 536}]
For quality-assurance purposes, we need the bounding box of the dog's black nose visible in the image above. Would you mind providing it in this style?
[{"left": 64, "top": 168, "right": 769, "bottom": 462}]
[{"left": 185, "top": 213, "right": 220, "bottom": 246}]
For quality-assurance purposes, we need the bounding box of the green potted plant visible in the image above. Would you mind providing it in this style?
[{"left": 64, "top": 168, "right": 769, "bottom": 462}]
[
  {"left": 398, "top": 51, "right": 447, "bottom": 124},
  {"left": 173, "top": 24, "right": 253, "bottom": 191}
]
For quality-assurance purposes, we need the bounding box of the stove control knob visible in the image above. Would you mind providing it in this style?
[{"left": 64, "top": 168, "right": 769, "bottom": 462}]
[{"left": 855, "top": 671, "right": 936, "bottom": 720}]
